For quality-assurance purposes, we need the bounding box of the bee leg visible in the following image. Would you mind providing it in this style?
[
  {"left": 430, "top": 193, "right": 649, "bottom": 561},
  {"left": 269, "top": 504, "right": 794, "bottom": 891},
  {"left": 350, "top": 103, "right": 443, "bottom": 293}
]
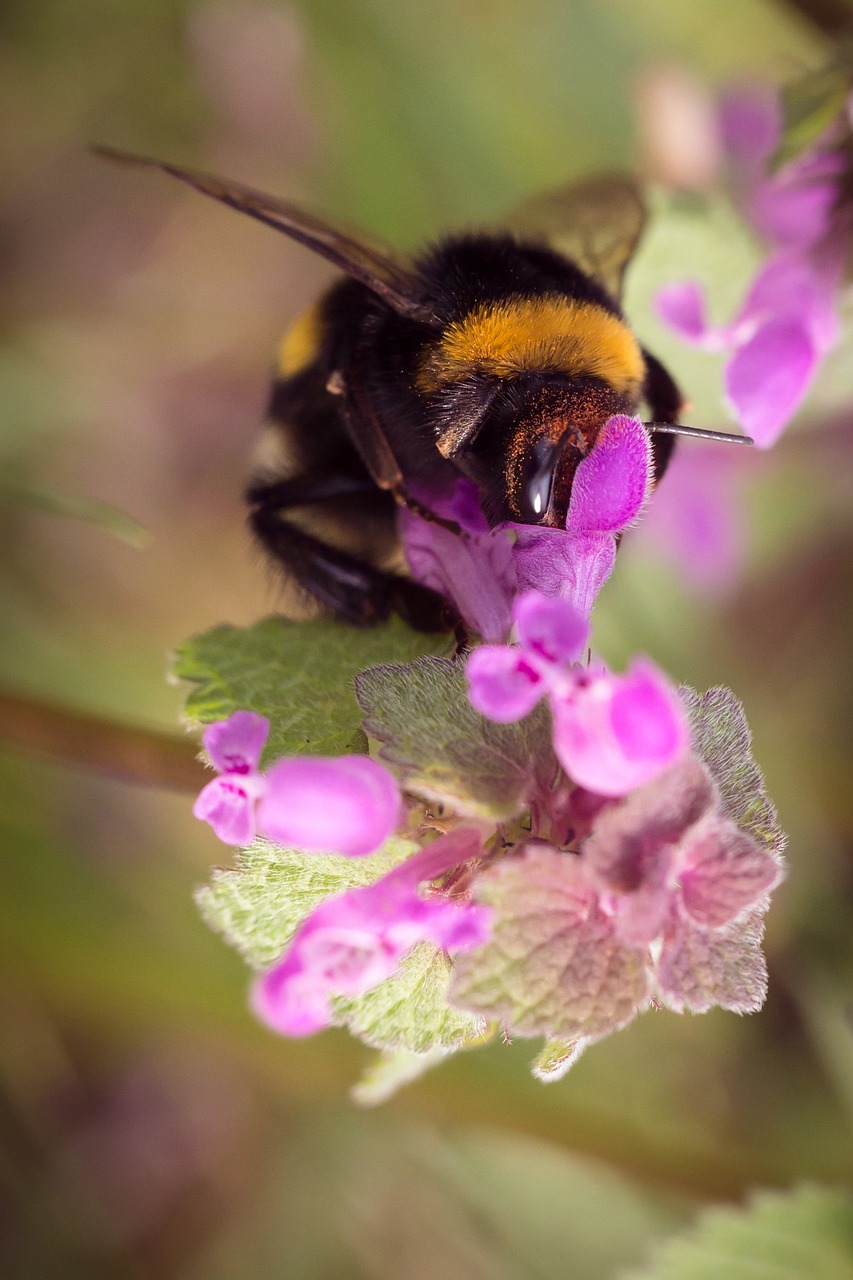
[
  {"left": 340, "top": 369, "right": 461, "bottom": 533},
  {"left": 642, "top": 348, "right": 684, "bottom": 484},
  {"left": 246, "top": 473, "right": 458, "bottom": 632}
]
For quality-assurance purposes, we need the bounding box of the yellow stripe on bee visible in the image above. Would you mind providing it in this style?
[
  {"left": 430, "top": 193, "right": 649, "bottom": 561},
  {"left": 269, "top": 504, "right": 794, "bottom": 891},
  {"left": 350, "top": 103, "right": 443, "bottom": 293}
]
[
  {"left": 278, "top": 302, "right": 323, "bottom": 378},
  {"left": 418, "top": 296, "right": 645, "bottom": 394}
]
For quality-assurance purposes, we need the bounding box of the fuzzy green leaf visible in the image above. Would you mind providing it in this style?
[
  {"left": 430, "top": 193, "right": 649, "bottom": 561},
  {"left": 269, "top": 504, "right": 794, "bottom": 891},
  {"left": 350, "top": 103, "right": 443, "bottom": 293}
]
[
  {"left": 450, "top": 845, "right": 649, "bottom": 1040},
  {"left": 196, "top": 835, "right": 483, "bottom": 1053},
  {"left": 623, "top": 1185, "right": 853, "bottom": 1280},
  {"left": 682, "top": 685, "right": 786, "bottom": 863},
  {"left": 355, "top": 656, "right": 556, "bottom": 819},
  {"left": 173, "top": 615, "right": 450, "bottom": 760}
]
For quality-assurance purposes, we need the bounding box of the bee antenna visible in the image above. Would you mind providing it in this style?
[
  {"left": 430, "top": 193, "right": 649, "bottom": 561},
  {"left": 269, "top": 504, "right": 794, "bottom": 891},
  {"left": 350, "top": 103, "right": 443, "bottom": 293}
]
[{"left": 644, "top": 422, "right": 754, "bottom": 447}]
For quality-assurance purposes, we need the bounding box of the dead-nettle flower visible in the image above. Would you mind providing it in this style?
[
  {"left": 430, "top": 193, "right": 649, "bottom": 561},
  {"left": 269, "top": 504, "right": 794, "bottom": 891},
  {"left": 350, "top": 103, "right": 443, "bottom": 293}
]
[
  {"left": 467, "top": 592, "right": 688, "bottom": 796},
  {"left": 252, "top": 826, "right": 492, "bottom": 1037},
  {"left": 657, "top": 83, "right": 848, "bottom": 448},
  {"left": 401, "top": 414, "right": 653, "bottom": 640},
  {"left": 193, "top": 711, "right": 401, "bottom": 855}
]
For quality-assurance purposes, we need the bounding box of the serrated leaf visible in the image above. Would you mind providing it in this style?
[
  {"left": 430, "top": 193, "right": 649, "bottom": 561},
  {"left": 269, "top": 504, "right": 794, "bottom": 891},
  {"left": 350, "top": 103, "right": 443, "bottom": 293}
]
[
  {"left": 623, "top": 1185, "right": 853, "bottom": 1280},
  {"left": 450, "top": 845, "right": 648, "bottom": 1040},
  {"left": 681, "top": 685, "right": 786, "bottom": 863},
  {"left": 173, "top": 614, "right": 450, "bottom": 759},
  {"left": 196, "top": 835, "right": 482, "bottom": 1053},
  {"left": 355, "top": 656, "right": 556, "bottom": 819},
  {"left": 197, "top": 836, "right": 414, "bottom": 969}
]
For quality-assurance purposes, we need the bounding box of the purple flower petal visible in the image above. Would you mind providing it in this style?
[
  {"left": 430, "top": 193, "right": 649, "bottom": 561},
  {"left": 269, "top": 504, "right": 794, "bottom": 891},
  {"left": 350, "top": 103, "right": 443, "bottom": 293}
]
[
  {"left": 566, "top": 416, "right": 653, "bottom": 535},
  {"left": 510, "top": 527, "right": 616, "bottom": 621},
  {"left": 256, "top": 755, "right": 401, "bottom": 857},
  {"left": 466, "top": 645, "right": 546, "bottom": 723},
  {"left": 202, "top": 710, "right": 269, "bottom": 775},
  {"left": 553, "top": 660, "right": 688, "bottom": 797},
  {"left": 679, "top": 817, "right": 783, "bottom": 927},
  {"left": 193, "top": 774, "right": 262, "bottom": 846},
  {"left": 251, "top": 827, "right": 490, "bottom": 1037},
  {"left": 655, "top": 281, "right": 727, "bottom": 348},
  {"left": 513, "top": 592, "right": 588, "bottom": 666},
  {"left": 401, "top": 500, "right": 516, "bottom": 643},
  {"left": 719, "top": 85, "right": 779, "bottom": 170},
  {"left": 724, "top": 316, "right": 818, "bottom": 447}
]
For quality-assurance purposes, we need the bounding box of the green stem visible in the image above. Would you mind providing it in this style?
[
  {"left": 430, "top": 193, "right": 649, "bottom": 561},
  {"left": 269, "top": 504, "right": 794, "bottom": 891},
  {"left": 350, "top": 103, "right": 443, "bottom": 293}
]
[{"left": 0, "top": 687, "right": 207, "bottom": 791}]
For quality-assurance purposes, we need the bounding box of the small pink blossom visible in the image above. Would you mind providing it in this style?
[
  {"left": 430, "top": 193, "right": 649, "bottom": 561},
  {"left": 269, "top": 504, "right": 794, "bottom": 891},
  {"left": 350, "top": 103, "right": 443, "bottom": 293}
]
[
  {"left": 508, "top": 415, "right": 653, "bottom": 617},
  {"left": 467, "top": 592, "right": 687, "bottom": 797},
  {"left": 192, "top": 710, "right": 269, "bottom": 846},
  {"left": 252, "top": 827, "right": 492, "bottom": 1037},
  {"left": 193, "top": 711, "right": 401, "bottom": 856},
  {"left": 401, "top": 479, "right": 516, "bottom": 643}
]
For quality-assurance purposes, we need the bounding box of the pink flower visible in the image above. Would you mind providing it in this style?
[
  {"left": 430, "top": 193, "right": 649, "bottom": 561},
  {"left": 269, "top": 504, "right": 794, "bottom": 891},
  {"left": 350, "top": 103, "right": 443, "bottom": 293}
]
[
  {"left": 657, "top": 251, "right": 842, "bottom": 448},
  {"left": 657, "top": 83, "right": 847, "bottom": 448},
  {"left": 192, "top": 710, "right": 269, "bottom": 845},
  {"left": 466, "top": 591, "right": 687, "bottom": 796},
  {"left": 509, "top": 415, "right": 653, "bottom": 617},
  {"left": 401, "top": 479, "right": 516, "bottom": 643},
  {"left": 257, "top": 755, "right": 402, "bottom": 857},
  {"left": 193, "top": 711, "right": 401, "bottom": 856},
  {"left": 251, "top": 827, "right": 492, "bottom": 1036},
  {"left": 401, "top": 416, "right": 653, "bottom": 637}
]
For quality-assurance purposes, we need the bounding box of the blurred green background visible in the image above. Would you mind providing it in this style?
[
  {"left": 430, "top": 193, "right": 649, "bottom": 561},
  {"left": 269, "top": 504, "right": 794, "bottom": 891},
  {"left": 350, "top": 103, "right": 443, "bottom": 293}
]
[{"left": 2, "top": 0, "right": 853, "bottom": 1276}]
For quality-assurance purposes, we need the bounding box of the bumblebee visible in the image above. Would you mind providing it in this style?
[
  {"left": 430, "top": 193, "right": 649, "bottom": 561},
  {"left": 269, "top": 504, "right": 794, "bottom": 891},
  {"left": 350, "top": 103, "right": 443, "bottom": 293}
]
[{"left": 97, "top": 149, "right": 750, "bottom": 628}]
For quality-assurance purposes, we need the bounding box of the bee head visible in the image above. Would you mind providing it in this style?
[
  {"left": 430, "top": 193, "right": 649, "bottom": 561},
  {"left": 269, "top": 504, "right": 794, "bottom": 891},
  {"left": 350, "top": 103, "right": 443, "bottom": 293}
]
[{"left": 458, "top": 377, "right": 635, "bottom": 528}]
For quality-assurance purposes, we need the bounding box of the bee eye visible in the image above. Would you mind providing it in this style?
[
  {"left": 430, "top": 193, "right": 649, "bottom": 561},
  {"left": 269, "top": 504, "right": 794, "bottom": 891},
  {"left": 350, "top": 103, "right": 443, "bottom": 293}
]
[{"left": 519, "top": 437, "right": 561, "bottom": 522}]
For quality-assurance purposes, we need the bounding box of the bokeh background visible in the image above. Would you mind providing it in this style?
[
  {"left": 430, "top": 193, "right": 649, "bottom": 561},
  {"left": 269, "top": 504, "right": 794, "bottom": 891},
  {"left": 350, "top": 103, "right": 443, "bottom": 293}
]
[{"left": 2, "top": 0, "right": 853, "bottom": 1276}]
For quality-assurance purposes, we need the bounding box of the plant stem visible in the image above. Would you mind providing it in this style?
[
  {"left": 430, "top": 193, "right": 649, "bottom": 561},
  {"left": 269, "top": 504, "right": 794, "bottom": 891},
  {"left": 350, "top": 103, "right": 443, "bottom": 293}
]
[{"left": 0, "top": 686, "right": 207, "bottom": 791}]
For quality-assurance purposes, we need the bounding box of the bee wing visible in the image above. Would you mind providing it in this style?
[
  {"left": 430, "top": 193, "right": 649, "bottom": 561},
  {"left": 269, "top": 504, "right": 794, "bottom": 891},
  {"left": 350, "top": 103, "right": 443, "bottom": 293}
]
[
  {"left": 93, "top": 146, "right": 436, "bottom": 323},
  {"left": 505, "top": 173, "right": 646, "bottom": 301}
]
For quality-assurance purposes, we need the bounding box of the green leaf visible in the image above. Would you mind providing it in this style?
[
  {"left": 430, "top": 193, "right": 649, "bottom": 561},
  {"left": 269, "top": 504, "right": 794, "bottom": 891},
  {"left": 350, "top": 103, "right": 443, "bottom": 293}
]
[
  {"left": 355, "top": 656, "right": 556, "bottom": 819},
  {"left": 1, "top": 474, "right": 150, "bottom": 547},
  {"left": 351, "top": 1045, "right": 456, "bottom": 1106},
  {"left": 681, "top": 685, "right": 786, "bottom": 862},
  {"left": 623, "top": 1185, "right": 853, "bottom": 1280},
  {"left": 196, "top": 834, "right": 483, "bottom": 1053},
  {"left": 173, "top": 615, "right": 451, "bottom": 759},
  {"left": 450, "top": 845, "right": 648, "bottom": 1041},
  {"left": 774, "top": 63, "right": 850, "bottom": 170},
  {"left": 530, "top": 1037, "right": 587, "bottom": 1082}
]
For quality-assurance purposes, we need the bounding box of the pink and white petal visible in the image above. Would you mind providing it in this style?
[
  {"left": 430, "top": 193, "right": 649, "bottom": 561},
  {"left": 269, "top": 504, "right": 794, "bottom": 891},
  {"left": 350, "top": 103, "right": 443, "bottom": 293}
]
[
  {"left": 566, "top": 416, "right": 653, "bottom": 535},
  {"left": 510, "top": 526, "right": 617, "bottom": 620},
  {"left": 193, "top": 775, "right": 257, "bottom": 846},
  {"left": 738, "top": 255, "right": 839, "bottom": 349},
  {"left": 657, "top": 909, "right": 768, "bottom": 1014},
  {"left": 655, "top": 282, "right": 730, "bottom": 350},
  {"left": 202, "top": 710, "right": 270, "bottom": 775},
  {"left": 553, "top": 661, "right": 687, "bottom": 797},
  {"left": 513, "top": 592, "right": 588, "bottom": 667},
  {"left": 679, "top": 817, "right": 784, "bottom": 928},
  {"left": 724, "top": 317, "right": 818, "bottom": 447},
  {"left": 466, "top": 645, "right": 546, "bottom": 723},
  {"left": 257, "top": 755, "right": 401, "bottom": 857}
]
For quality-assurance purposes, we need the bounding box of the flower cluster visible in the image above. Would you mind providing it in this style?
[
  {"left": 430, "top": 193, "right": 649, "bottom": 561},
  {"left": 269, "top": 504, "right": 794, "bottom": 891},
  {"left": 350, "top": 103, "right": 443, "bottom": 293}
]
[{"left": 657, "top": 84, "right": 848, "bottom": 447}]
